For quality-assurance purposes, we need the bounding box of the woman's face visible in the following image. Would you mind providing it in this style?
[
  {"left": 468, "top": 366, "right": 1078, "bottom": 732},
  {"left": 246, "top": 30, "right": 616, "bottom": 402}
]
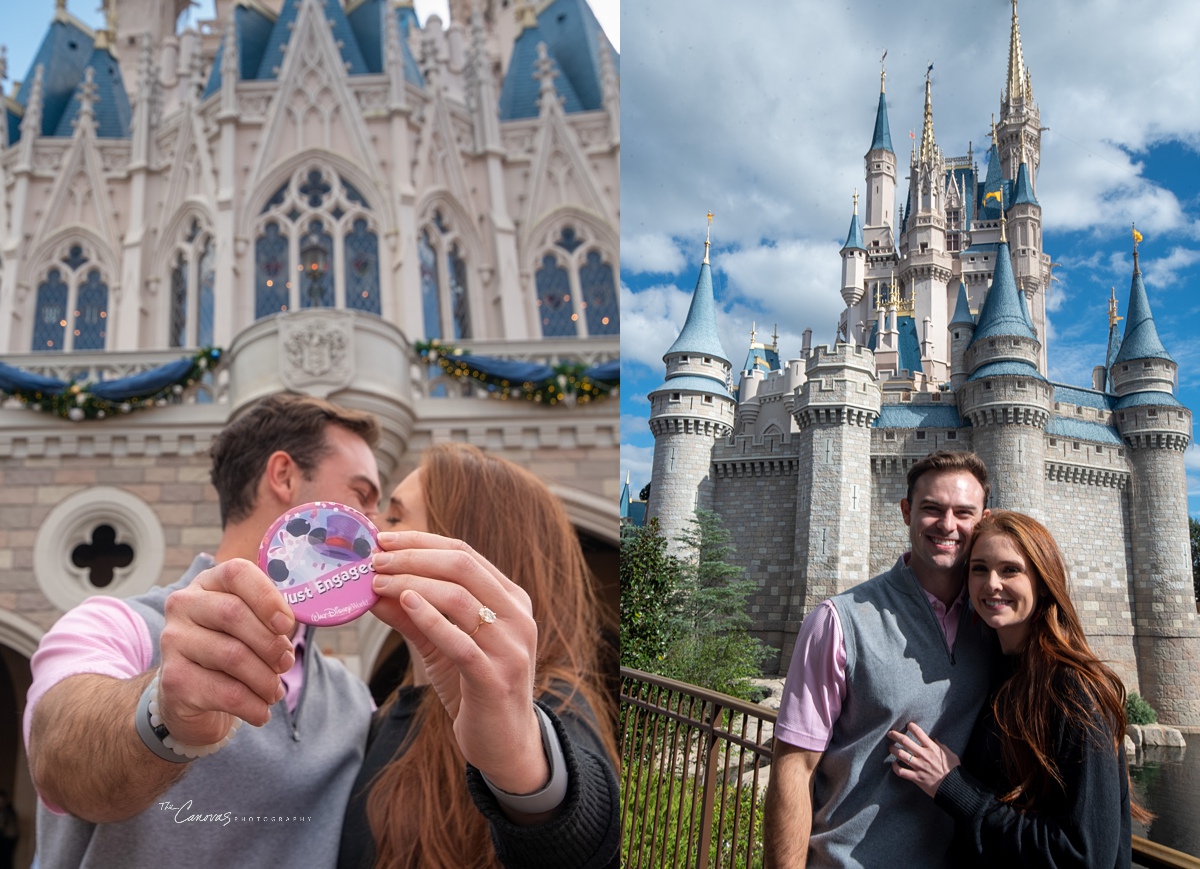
[
  {"left": 380, "top": 468, "right": 430, "bottom": 534},
  {"left": 968, "top": 531, "right": 1043, "bottom": 654}
]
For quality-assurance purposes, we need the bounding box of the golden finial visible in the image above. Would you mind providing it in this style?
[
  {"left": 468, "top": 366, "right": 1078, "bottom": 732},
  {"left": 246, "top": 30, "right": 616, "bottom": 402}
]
[
  {"left": 772, "top": 324, "right": 779, "bottom": 351},
  {"left": 1108, "top": 287, "right": 1123, "bottom": 330},
  {"left": 1131, "top": 223, "right": 1143, "bottom": 272},
  {"left": 853, "top": 188, "right": 859, "bottom": 214},
  {"left": 750, "top": 321, "right": 757, "bottom": 345},
  {"left": 1000, "top": 210, "right": 1008, "bottom": 244},
  {"left": 703, "top": 211, "right": 713, "bottom": 265},
  {"left": 880, "top": 49, "right": 886, "bottom": 92}
]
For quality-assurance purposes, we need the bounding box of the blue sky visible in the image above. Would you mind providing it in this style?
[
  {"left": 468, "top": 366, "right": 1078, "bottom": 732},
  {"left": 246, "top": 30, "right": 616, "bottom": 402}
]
[
  {"left": 620, "top": 0, "right": 1200, "bottom": 516},
  {"left": 2, "top": 1, "right": 619, "bottom": 93}
]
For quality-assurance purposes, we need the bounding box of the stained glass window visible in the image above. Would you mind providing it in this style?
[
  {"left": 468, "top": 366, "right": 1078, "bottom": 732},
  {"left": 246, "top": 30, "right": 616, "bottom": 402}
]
[
  {"left": 169, "top": 252, "right": 188, "bottom": 348},
  {"left": 419, "top": 229, "right": 441, "bottom": 339},
  {"left": 448, "top": 243, "right": 471, "bottom": 339},
  {"left": 556, "top": 226, "right": 582, "bottom": 253},
  {"left": 535, "top": 254, "right": 573, "bottom": 337},
  {"left": 33, "top": 269, "right": 68, "bottom": 352},
  {"left": 300, "top": 220, "right": 334, "bottom": 308},
  {"left": 197, "top": 237, "right": 215, "bottom": 346},
  {"left": 74, "top": 269, "right": 108, "bottom": 350},
  {"left": 256, "top": 222, "right": 289, "bottom": 318},
  {"left": 345, "top": 219, "right": 381, "bottom": 314},
  {"left": 581, "top": 250, "right": 618, "bottom": 335},
  {"left": 299, "top": 169, "right": 332, "bottom": 208}
]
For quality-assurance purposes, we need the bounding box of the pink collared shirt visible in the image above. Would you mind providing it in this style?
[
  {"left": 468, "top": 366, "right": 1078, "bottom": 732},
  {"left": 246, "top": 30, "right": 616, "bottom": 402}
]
[
  {"left": 23, "top": 576, "right": 308, "bottom": 813},
  {"left": 774, "top": 557, "right": 966, "bottom": 752}
]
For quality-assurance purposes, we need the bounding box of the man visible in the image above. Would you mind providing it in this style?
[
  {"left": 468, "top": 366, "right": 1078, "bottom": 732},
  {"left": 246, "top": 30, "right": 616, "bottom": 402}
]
[
  {"left": 24, "top": 393, "right": 382, "bottom": 868},
  {"left": 763, "top": 450, "right": 997, "bottom": 868}
]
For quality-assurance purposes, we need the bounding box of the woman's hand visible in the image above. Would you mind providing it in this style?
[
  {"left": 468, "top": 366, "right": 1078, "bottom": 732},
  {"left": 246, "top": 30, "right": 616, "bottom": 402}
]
[
  {"left": 367, "top": 530, "right": 549, "bottom": 796},
  {"left": 886, "top": 722, "right": 961, "bottom": 798}
]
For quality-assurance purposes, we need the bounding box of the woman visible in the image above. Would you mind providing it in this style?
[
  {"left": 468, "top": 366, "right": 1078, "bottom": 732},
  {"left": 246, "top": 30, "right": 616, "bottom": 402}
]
[
  {"left": 338, "top": 444, "right": 620, "bottom": 869},
  {"left": 886, "top": 510, "right": 1148, "bottom": 868}
]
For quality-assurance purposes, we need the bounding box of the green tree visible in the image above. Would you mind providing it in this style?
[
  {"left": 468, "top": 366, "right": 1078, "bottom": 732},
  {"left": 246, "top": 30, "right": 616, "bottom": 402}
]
[
  {"left": 659, "top": 508, "right": 768, "bottom": 700},
  {"left": 1190, "top": 517, "right": 1200, "bottom": 608},
  {"left": 619, "top": 518, "right": 681, "bottom": 672}
]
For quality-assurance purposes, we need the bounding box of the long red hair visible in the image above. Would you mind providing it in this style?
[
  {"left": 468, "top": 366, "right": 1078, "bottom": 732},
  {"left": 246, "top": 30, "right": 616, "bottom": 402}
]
[
  {"left": 970, "top": 511, "right": 1150, "bottom": 823},
  {"left": 365, "top": 444, "right": 618, "bottom": 868}
]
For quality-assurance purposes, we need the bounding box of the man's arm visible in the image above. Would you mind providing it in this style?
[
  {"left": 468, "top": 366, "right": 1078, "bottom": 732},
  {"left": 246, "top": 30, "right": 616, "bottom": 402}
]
[
  {"left": 26, "top": 560, "right": 296, "bottom": 823},
  {"left": 763, "top": 742, "right": 822, "bottom": 869},
  {"left": 29, "top": 671, "right": 186, "bottom": 823}
]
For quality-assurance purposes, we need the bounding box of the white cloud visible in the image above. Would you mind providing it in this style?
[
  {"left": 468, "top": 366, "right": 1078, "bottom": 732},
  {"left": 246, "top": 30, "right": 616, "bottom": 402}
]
[
  {"left": 621, "top": 233, "right": 687, "bottom": 274},
  {"left": 1046, "top": 341, "right": 1108, "bottom": 389},
  {"left": 1143, "top": 247, "right": 1200, "bottom": 288},
  {"left": 619, "top": 282, "right": 695, "bottom": 368}
]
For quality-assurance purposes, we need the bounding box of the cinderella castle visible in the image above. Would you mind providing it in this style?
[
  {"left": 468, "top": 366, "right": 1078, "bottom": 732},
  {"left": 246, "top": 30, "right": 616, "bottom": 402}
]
[
  {"left": 0, "top": 1, "right": 617, "bottom": 860},
  {"left": 646, "top": 2, "right": 1200, "bottom": 727}
]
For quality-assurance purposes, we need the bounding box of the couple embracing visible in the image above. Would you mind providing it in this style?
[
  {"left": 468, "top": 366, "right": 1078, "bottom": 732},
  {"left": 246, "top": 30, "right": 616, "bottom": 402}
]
[{"left": 764, "top": 450, "right": 1145, "bottom": 869}]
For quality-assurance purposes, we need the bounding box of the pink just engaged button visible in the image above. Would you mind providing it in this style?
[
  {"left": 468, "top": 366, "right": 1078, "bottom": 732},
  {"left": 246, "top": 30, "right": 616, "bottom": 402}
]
[{"left": 258, "top": 501, "right": 382, "bottom": 626}]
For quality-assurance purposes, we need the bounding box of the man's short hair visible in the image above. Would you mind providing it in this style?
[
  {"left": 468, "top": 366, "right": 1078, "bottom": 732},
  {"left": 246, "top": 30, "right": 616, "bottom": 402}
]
[
  {"left": 210, "top": 393, "right": 380, "bottom": 527},
  {"left": 905, "top": 450, "right": 990, "bottom": 508}
]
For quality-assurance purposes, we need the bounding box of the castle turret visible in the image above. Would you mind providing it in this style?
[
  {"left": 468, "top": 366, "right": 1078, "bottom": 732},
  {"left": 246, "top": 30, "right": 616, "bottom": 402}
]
[
  {"left": 948, "top": 281, "right": 974, "bottom": 391},
  {"left": 901, "top": 71, "right": 952, "bottom": 383},
  {"left": 997, "top": 0, "right": 1040, "bottom": 186},
  {"left": 646, "top": 221, "right": 736, "bottom": 544},
  {"left": 957, "top": 216, "right": 1050, "bottom": 514},
  {"left": 863, "top": 66, "right": 896, "bottom": 245},
  {"left": 1110, "top": 236, "right": 1200, "bottom": 725},
  {"left": 1007, "top": 141, "right": 1048, "bottom": 373},
  {"left": 840, "top": 191, "right": 867, "bottom": 310},
  {"left": 783, "top": 342, "right": 881, "bottom": 668}
]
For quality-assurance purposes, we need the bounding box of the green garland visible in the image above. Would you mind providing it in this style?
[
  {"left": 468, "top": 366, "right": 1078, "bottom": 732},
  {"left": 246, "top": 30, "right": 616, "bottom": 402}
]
[
  {"left": 5, "top": 347, "right": 222, "bottom": 421},
  {"left": 415, "top": 341, "right": 618, "bottom": 405}
]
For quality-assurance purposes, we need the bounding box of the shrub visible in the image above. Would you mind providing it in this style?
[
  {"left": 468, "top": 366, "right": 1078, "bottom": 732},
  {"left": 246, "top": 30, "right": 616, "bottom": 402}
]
[{"left": 1126, "top": 691, "right": 1158, "bottom": 726}]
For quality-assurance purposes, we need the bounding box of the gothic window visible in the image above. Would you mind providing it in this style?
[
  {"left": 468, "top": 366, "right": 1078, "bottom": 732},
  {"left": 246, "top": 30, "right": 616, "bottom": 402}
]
[
  {"left": 167, "top": 219, "right": 217, "bottom": 348},
  {"left": 534, "top": 224, "right": 619, "bottom": 338},
  {"left": 31, "top": 245, "right": 110, "bottom": 352},
  {"left": 299, "top": 220, "right": 334, "bottom": 309},
  {"left": 345, "top": 219, "right": 381, "bottom": 314},
  {"left": 419, "top": 229, "right": 441, "bottom": 339},
  {"left": 418, "top": 209, "right": 473, "bottom": 340},
  {"left": 254, "top": 166, "right": 382, "bottom": 319},
  {"left": 536, "top": 255, "right": 573, "bottom": 337}
]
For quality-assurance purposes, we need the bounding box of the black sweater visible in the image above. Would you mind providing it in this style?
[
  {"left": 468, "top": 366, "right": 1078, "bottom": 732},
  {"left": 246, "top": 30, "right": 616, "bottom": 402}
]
[
  {"left": 338, "top": 686, "right": 620, "bottom": 869},
  {"left": 934, "top": 669, "right": 1132, "bottom": 868}
]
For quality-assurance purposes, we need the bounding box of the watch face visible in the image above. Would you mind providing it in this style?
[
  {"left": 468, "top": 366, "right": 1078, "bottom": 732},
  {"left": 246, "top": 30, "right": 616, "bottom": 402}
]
[{"left": 258, "top": 501, "right": 381, "bottom": 626}]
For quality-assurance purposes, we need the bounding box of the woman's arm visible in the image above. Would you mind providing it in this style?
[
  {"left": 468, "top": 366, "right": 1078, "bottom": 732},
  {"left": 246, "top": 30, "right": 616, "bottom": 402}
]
[
  {"left": 465, "top": 699, "right": 619, "bottom": 869},
  {"left": 931, "top": 711, "right": 1126, "bottom": 868}
]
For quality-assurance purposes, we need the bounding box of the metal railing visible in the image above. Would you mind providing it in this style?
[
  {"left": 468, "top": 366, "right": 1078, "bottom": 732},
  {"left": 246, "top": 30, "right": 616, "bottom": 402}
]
[
  {"left": 619, "top": 666, "right": 1200, "bottom": 869},
  {"left": 621, "top": 668, "right": 772, "bottom": 868}
]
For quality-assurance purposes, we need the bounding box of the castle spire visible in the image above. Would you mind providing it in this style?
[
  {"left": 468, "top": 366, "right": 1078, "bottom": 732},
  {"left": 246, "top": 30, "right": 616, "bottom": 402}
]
[
  {"left": 665, "top": 217, "right": 729, "bottom": 364},
  {"left": 1005, "top": 0, "right": 1033, "bottom": 104},
  {"left": 918, "top": 65, "right": 936, "bottom": 164},
  {"left": 970, "top": 231, "right": 1035, "bottom": 344},
  {"left": 870, "top": 56, "right": 893, "bottom": 153},
  {"left": 841, "top": 192, "right": 865, "bottom": 252},
  {"left": 1115, "top": 227, "right": 1172, "bottom": 365},
  {"left": 703, "top": 210, "right": 712, "bottom": 264}
]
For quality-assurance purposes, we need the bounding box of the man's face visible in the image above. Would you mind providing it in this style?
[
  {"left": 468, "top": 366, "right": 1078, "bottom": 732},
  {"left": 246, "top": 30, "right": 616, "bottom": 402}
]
[
  {"left": 295, "top": 424, "right": 382, "bottom": 521},
  {"left": 900, "top": 470, "right": 987, "bottom": 584}
]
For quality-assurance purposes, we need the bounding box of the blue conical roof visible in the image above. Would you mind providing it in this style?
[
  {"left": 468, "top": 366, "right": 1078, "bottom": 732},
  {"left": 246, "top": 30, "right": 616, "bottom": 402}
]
[
  {"left": 1012, "top": 161, "right": 1037, "bottom": 207},
  {"left": 841, "top": 210, "right": 865, "bottom": 252},
  {"left": 950, "top": 283, "right": 974, "bottom": 326},
  {"left": 257, "top": 0, "right": 371, "bottom": 79},
  {"left": 498, "top": 20, "right": 585, "bottom": 120},
  {"left": 203, "top": 4, "right": 277, "bottom": 99},
  {"left": 14, "top": 16, "right": 94, "bottom": 138},
  {"left": 970, "top": 241, "right": 1036, "bottom": 344},
  {"left": 54, "top": 47, "right": 132, "bottom": 138},
  {"left": 870, "top": 88, "right": 893, "bottom": 153},
  {"left": 1114, "top": 259, "right": 1173, "bottom": 364},
  {"left": 666, "top": 261, "right": 730, "bottom": 365}
]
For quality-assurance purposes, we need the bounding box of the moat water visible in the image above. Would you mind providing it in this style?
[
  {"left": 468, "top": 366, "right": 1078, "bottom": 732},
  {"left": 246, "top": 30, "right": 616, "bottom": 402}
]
[{"left": 1131, "top": 745, "right": 1200, "bottom": 859}]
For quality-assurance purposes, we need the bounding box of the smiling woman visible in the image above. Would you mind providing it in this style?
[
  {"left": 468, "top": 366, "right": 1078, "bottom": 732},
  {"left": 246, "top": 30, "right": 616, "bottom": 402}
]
[{"left": 889, "top": 510, "right": 1151, "bottom": 868}]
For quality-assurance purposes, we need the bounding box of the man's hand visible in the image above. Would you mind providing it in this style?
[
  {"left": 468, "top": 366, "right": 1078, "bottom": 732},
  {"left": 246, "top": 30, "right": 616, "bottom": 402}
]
[
  {"left": 763, "top": 742, "right": 823, "bottom": 868},
  {"left": 158, "top": 559, "right": 296, "bottom": 745},
  {"left": 28, "top": 560, "right": 296, "bottom": 823}
]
